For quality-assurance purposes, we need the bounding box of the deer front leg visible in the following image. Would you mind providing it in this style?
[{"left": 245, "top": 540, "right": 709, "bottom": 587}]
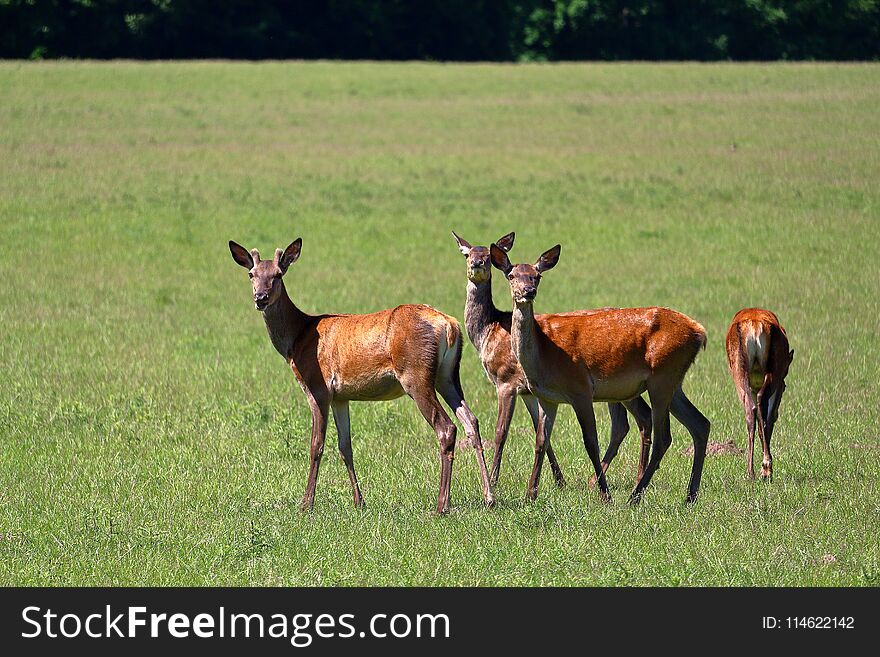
[
  {"left": 489, "top": 386, "right": 517, "bottom": 487},
  {"left": 301, "top": 396, "right": 329, "bottom": 513},
  {"left": 527, "top": 399, "right": 557, "bottom": 501},
  {"left": 523, "top": 394, "right": 564, "bottom": 488},
  {"left": 331, "top": 400, "right": 364, "bottom": 508},
  {"left": 626, "top": 395, "right": 653, "bottom": 482},
  {"left": 572, "top": 396, "right": 611, "bottom": 503}
]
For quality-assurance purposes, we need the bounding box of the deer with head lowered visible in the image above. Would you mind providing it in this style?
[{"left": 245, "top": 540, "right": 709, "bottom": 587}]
[
  {"left": 452, "top": 231, "right": 654, "bottom": 491},
  {"left": 490, "top": 242, "right": 711, "bottom": 504},
  {"left": 229, "top": 238, "right": 494, "bottom": 514},
  {"left": 726, "top": 308, "right": 793, "bottom": 482}
]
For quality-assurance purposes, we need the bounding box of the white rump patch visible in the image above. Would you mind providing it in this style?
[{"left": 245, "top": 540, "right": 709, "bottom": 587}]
[{"left": 744, "top": 322, "right": 770, "bottom": 389}]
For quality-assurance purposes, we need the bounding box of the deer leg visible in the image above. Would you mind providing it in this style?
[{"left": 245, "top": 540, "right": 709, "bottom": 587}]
[
  {"left": 572, "top": 396, "right": 611, "bottom": 503},
  {"left": 405, "top": 379, "right": 457, "bottom": 515},
  {"left": 523, "top": 395, "right": 564, "bottom": 489},
  {"left": 489, "top": 386, "right": 517, "bottom": 487},
  {"left": 331, "top": 400, "right": 363, "bottom": 509},
  {"left": 670, "top": 387, "right": 710, "bottom": 504},
  {"left": 731, "top": 360, "right": 757, "bottom": 479},
  {"left": 589, "top": 402, "right": 629, "bottom": 488},
  {"left": 301, "top": 397, "right": 329, "bottom": 513},
  {"left": 760, "top": 417, "right": 774, "bottom": 482},
  {"left": 745, "top": 390, "right": 759, "bottom": 480},
  {"left": 527, "top": 399, "right": 557, "bottom": 501},
  {"left": 756, "top": 374, "right": 773, "bottom": 481},
  {"left": 437, "top": 382, "right": 495, "bottom": 508},
  {"left": 629, "top": 383, "right": 674, "bottom": 505},
  {"left": 624, "top": 396, "right": 652, "bottom": 481}
]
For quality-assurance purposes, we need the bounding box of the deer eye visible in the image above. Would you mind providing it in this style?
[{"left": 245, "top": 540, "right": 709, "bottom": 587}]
[{"left": 248, "top": 272, "right": 254, "bottom": 279}]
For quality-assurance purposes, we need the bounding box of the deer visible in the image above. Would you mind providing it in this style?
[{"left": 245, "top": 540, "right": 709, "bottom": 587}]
[
  {"left": 228, "top": 237, "right": 495, "bottom": 515},
  {"left": 725, "top": 308, "right": 793, "bottom": 482},
  {"left": 490, "top": 242, "right": 711, "bottom": 504},
  {"left": 452, "top": 231, "right": 654, "bottom": 491}
]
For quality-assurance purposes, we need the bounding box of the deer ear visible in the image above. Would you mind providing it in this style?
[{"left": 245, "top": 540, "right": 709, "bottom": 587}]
[
  {"left": 229, "top": 241, "right": 254, "bottom": 269},
  {"left": 452, "top": 231, "right": 471, "bottom": 256},
  {"left": 495, "top": 231, "right": 515, "bottom": 252},
  {"left": 490, "top": 243, "right": 512, "bottom": 275},
  {"left": 278, "top": 238, "right": 302, "bottom": 274},
  {"left": 535, "top": 244, "right": 561, "bottom": 273}
]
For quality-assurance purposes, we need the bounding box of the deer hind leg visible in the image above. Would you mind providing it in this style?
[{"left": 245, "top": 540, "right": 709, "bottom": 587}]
[
  {"left": 756, "top": 374, "right": 773, "bottom": 481},
  {"left": 436, "top": 375, "right": 495, "bottom": 508},
  {"left": 732, "top": 359, "right": 757, "bottom": 479},
  {"left": 402, "top": 370, "right": 458, "bottom": 515},
  {"left": 629, "top": 381, "right": 676, "bottom": 505},
  {"left": 301, "top": 396, "right": 330, "bottom": 513},
  {"left": 670, "top": 387, "right": 710, "bottom": 504},
  {"left": 331, "top": 400, "right": 363, "bottom": 508},
  {"left": 590, "top": 402, "right": 630, "bottom": 488},
  {"left": 526, "top": 399, "right": 558, "bottom": 501},
  {"left": 489, "top": 386, "right": 517, "bottom": 487},
  {"left": 523, "top": 394, "right": 565, "bottom": 488}
]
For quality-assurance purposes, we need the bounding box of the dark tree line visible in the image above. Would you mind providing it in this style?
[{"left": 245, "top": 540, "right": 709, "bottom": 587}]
[{"left": 2, "top": 1, "right": 878, "bottom": 60}]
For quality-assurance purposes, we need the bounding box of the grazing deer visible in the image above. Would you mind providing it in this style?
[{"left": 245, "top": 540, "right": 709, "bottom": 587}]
[
  {"left": 229, "top": 238, "right": 494, "bottom": 514},
  {"left": 452, "top": 231, "right": 653, "bottom": 489},
  {"left": 725, "top": 308, "right": 793, "bottom": 481},
  {"left": 490, "top": 243, "right": 711, "bottom": 504}
]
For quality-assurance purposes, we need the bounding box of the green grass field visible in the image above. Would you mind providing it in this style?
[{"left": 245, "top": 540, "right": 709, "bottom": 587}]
[{"left": 1, "top": 61, "right": 878, "bottom": 586}]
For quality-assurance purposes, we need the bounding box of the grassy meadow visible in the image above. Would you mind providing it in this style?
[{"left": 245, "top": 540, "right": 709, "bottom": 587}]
[{"left": 0, "top": 61, "right": 878, "bottom": 586}]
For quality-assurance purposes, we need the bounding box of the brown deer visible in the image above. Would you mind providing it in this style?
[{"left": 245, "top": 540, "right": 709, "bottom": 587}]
[
  {"left": 229, "top": 238, "right": 494, "bottom": 514},
  {"left": 490, "top": 243, "right": 711, "bottom": 504},
  {"left": 452, "top": 231, "right": 654, "bottom": 490},
  {"left": 725, "top": 308, "right": 793, "bottom": 481}
]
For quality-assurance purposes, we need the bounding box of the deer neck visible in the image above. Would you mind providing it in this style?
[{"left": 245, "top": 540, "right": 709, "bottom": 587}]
[
  {"left": 510, "top": 301, "right": 540, "bottom": 376},
  {"left": 262, "top": 281, "right": 309, "bottom": 359},
  {"left": 464, "top": 277, "right": 499, "bottom": 353}
]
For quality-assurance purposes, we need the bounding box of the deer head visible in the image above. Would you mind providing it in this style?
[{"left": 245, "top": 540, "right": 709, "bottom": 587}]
[
  {"left": 229, "top": 238, "right": 302, "bottom": 311},
  {"left": 452, "top": 231, "right": 515, "bottom": 284},
  {"left": 490, "top": 243, "right": 561, "bottom": 305}
]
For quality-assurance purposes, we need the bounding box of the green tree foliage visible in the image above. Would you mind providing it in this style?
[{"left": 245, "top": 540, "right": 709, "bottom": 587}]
[{"left": 1, "top": 0, "right": 878, "bottom": 60}]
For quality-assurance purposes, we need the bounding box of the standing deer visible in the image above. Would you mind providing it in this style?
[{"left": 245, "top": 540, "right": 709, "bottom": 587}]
[
  {"left": 725, "top": 308, "right": 793, "bottom": 481},
  {"left": 452, "top": 231, "right": 654, "bottom": 490},
  {"left": 490, "top": 243, "right": 711, "bottom": 504},
  {"left": 229, "top": 237, "right": 495, "bottom": 514}
]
